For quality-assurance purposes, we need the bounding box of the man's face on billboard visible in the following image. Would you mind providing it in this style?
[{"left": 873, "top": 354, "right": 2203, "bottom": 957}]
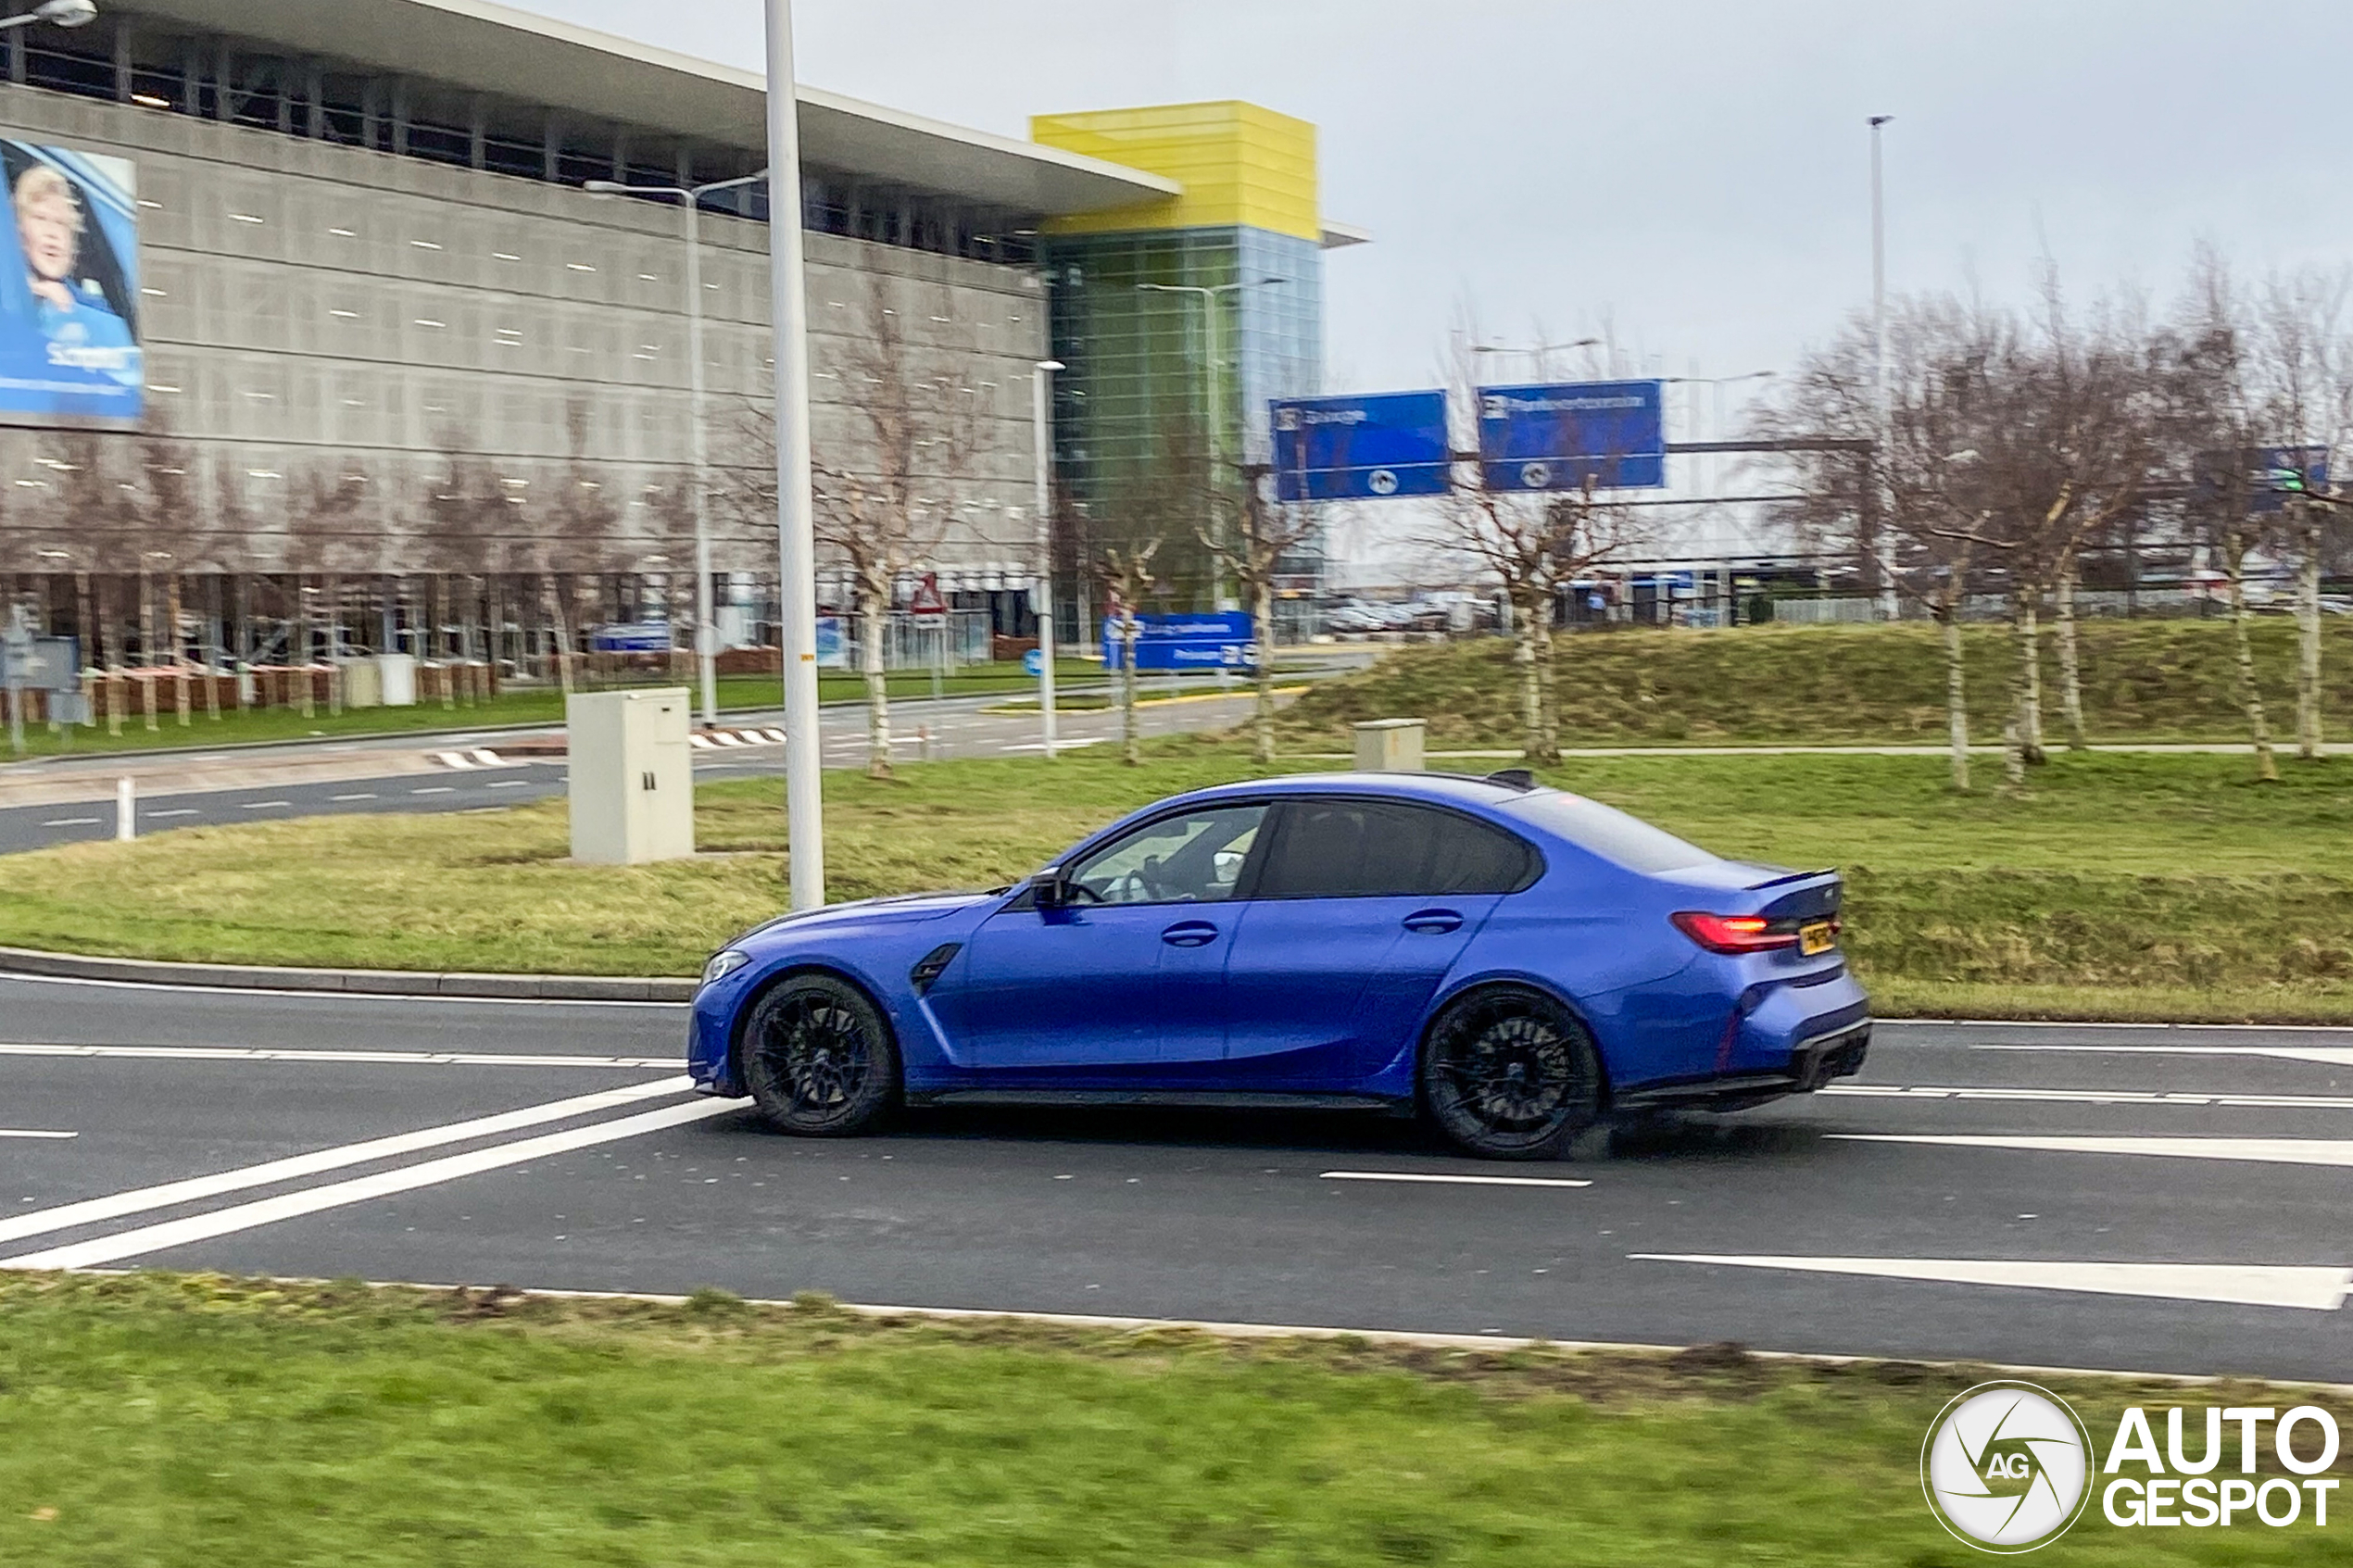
[{"left": 18, "top": 188, "right": 80, "bottom": 283}]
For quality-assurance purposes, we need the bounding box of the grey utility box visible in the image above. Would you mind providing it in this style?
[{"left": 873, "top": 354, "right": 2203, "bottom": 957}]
[
  {"left": 568, "top": 687, "right": 696, "bottom": 865},
  {"left": 1353, "top": 718, "right": 1427, "bottom": 772}
]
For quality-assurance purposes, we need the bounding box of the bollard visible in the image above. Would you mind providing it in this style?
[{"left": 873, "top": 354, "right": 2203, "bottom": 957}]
[{"left": 115, "top": 776, "right": 134, "bottom": 842}]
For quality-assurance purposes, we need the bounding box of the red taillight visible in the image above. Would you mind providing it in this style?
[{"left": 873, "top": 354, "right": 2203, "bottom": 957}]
[{"left": 1672, "top": 910, "right": 1801, "bottom": 954}]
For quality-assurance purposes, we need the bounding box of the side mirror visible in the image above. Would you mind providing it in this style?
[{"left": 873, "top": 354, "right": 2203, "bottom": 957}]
[{"left": 1027, "top": 866, "right": 1071, "bottom": 909}]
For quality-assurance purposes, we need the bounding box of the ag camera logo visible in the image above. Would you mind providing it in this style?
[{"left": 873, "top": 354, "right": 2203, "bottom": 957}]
[{"left": 1921, "top": 1382, "right": 2093, "bottom": 1553}]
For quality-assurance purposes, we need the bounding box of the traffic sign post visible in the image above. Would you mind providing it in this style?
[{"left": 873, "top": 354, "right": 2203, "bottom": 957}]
[
  {"left": 910, "top": 573, "right": 949, "bottom": 701},
  {"left": 1477, "top": 380, "right": 1667, "bottom": 492},
  {"left": 1271, "top": 391, "right": 1452, "bottom": 501}
]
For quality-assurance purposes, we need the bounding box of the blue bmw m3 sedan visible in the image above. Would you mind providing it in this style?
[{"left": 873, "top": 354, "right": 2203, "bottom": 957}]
[{"left": 686, "top": 771, "right": 1869, "bottom": 1159}]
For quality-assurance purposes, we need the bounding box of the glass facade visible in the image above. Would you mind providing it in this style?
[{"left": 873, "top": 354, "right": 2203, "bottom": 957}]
[{"left": 1047, "top": 226, "right": 1322, "bottom": 610}]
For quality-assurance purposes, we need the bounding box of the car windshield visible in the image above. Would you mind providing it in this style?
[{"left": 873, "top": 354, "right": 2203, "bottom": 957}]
[{"left": 1501, "top": 790, "right": 1717, "bottom": 873}]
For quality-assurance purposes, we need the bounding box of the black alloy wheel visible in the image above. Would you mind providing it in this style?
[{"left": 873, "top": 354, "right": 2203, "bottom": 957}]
[
  {"left": 741, "top": 973, "right": 899, "bottom": 1136},
  {"left": 1419, "top": 985, "right": 1602, "bottom": 1160}
]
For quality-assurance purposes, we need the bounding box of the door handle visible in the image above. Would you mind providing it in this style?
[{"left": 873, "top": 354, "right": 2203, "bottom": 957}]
[
  {"left": 1402, "top": 909, "right": 1464, "bottom": 935},
  {"left": 1161, "top": 920, "right": 1220, "bottom": 947}
]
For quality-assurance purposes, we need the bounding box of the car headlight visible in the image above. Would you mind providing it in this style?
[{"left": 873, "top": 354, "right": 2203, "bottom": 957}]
[{"left": 700, "top": 949, "right": 752, "bottom": 989}]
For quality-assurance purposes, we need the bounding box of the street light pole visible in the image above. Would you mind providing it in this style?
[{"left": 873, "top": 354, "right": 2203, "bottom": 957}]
[
  {"left": 763, "top": 0, "right": 823, "bottom": 908},
  {"left": 585, "top": 170, "right": 763, "bottom": 731},
  {"left": 1031, "top": 358, "right": 1063, "bottom": 760},
  {"left": 1869, "top": 114, "right": 1898, "bottom": 621}
]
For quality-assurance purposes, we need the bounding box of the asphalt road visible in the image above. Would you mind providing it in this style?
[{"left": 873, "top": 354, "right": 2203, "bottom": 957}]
[
  {"left": 0, "top": 684, "right": 1271, "bottom": 855},
  {"left": 6, "top": 972, "right": 2352, "bottom": 1381}
]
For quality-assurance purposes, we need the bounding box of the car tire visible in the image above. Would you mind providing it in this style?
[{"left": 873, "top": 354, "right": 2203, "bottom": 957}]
[
  {"left": 1418, "top": 985, "right": 1603, "bottom": 1160},
  {"left": 740, "top": 972, "right": 899, "bottom": 1137}
]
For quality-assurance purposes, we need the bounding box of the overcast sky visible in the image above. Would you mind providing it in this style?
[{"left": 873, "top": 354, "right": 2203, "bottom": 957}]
[{"left": 516, "top": 1, "right": 2353, "bottom": 570}]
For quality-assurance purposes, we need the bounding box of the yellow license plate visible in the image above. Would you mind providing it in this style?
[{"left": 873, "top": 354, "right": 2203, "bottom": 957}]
[{"left": 1799, "top": 921, "right": 1837, "bottom": 957}]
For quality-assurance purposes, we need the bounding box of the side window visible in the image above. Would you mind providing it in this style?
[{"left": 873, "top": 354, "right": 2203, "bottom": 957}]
[
  {"left": 1254, "top": 800, "right": 1534, "bottom": 899},
  {"left": 1066, "top": 805, "right": 1267, "bottom": 907}
]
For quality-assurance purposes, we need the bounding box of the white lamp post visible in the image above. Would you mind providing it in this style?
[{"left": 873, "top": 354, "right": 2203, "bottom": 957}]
[
  {"left": 584, "top": 169, "right": 765, "bottom": 732},
  {"left": 764, "top": 0, "right": 823, "bottom": 909},
  {"left": 1031, "top": 358, "right": 1063, "bottom": 759}
]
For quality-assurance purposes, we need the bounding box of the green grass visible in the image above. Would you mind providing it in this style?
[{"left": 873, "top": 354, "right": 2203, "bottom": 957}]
[
  {"left": 0, "top": 745, "right": 2346, "bottom": 1021},
  {"left": 4, "top": 661, "right": 1105, "bottom": 759},
  {"left": 1, "top": 1272, "right": 2341, "bottom": 1567},
  {"left": 1279, "top": 619, "right": 2353, "bottom": 748}
]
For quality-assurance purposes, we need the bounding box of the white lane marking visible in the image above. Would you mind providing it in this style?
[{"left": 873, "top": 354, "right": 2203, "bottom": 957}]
[
  {"left": 330, "top": 793, "right": 377, "bottom": 802},
  {"left": 0, "top": 1076, "right": 693, "bottom": 1249},
  {"left": 1833, "top": 1134, "right": 2353, "bottom": 1169},
  {"left": 40, "top": 817, "right": 102, "bottom": 827},
  {"left": 1974, "top": 1042, "right": 2353, "bottom": 1068},
  {"left": 1320, "top": 1170, "right": 1593, "bottom": 1189},
  {"left": 147, "top": 809, "right": 199, "bottom": 819},
  {"left": 410, "top": 786, "right": 456, "bottom": 796},
  {"left": 0, "top": 1129, "right": 76, "bottom": 1140},
  {"left": 239, "top": 800, "right": 291, "bottom": 810},
  {"left": 1920, "top": 1019, "right": 2353, "bottom": 1035},
  {"left": 1824, "top": 1084, "right": 2353, "bottom": 1111},
  {"left": 1629, "top": 1254, "right": 2353, "bottom": 1312},
  {"left": 0, "top": 1043, "right": 679, "bottom": 1070},
  {"left": 4, "top": 1096, "right": 735, "bottom": 1271},
  {"left": 999, "top": 737, "right": 1110, "bottom": 752},
  {"left": 484, "top": 780, "right": 532, "bottom": 789},
  {"left": 0, "top": 972, "right": 687, "bottom": 1009}
]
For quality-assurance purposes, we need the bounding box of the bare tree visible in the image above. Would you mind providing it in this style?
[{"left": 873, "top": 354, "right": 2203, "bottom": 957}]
[
  {"left": 1101, "top": 540, "right": 1160, "bottom": 767},
  {"left": 802, "top": 274, "right": 991, "bottom": 780},
  {"left": 1425, "top": 329, "right": 1642, "bottom": 765},
  {"left": 2246, "top": 267, "right": 2353, "bottom": 761},
  {"left": 2156, "top": 256, "right": 2306, "bottom": 783}
]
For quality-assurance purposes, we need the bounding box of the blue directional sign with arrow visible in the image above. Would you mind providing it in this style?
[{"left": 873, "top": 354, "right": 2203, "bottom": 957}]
[
  {"left": 1477, "top": 380, "right": 1667, "bottom": 491},
  {"left": 1271, "top": 391, "right": 1451, "bottom": 502}
]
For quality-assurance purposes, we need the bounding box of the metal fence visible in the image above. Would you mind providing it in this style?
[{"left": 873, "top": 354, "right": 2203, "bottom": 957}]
[
  {"left": 830, "top": 609, "right": 994, "bottom": 673},
  {"left": 1769, "top": 590, "right": 2231, "bottom": 626}
]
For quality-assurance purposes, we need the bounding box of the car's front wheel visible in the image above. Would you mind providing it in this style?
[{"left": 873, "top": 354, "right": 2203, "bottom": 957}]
[
  {"left": 1419, "top": 985, "right": 1602, "bottom": 1160},
  {"left": 741, "top": 972, "right": 899, "bottom": 1136}
]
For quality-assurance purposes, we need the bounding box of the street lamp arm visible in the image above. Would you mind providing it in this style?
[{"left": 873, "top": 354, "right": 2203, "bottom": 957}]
[{"left": 0, "top": 1, "right": 99, "bottom": 31}]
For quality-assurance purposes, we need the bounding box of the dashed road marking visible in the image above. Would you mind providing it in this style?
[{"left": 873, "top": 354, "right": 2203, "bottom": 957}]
[
  {"left": 239, "top": 800, "right": 290, "bottom": 810},
  {"left": 0, "top": 1129, "right": 76, "bottom": 1140},
  {"left": 39, "top": 817, "right": 101, "bottom": 827}
]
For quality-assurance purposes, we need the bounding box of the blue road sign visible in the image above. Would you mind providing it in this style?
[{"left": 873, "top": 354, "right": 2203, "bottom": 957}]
[
  {"left": 1101, "top": 611, "right": 1258, "bottom": 672},
  {"left": 1022, "top": 647, "right": 1046, "bottom": 678},
  {"left": 1477, "top": 380, "right": 1666, "bottom": 491},
  {"left": 2253, "top": 445, "right": 2330, "bottom": 514},
  {"left": 1271, "top": 391, "right": 1451, "bottom": 501}
]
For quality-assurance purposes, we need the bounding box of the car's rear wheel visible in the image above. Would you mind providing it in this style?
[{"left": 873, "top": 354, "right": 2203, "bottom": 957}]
[
  {"left": 1419, "top": 986, "right": 1602, "bottom": 1160},
  {"left": 741, "top": 973, "right": 898, "bottom": 1136}
]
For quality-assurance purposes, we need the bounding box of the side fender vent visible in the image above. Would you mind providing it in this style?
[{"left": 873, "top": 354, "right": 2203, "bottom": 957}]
[{"left": 909, "top": 942, "right": 963, "bottom": 995}]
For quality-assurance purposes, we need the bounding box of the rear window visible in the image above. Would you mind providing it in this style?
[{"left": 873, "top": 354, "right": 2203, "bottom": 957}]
[{"left": 1501, "top": 791, "right": 1717, "bottom": 873}]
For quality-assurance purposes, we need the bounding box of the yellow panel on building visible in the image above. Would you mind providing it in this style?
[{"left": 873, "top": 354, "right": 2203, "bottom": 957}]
[{"left": 1031, "top": 101, "right": 1318, "bottom": 243}]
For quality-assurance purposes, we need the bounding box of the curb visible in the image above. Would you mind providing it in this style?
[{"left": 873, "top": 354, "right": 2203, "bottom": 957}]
[{"left": 0, "top": 946, "right": 697, "bottom": 1002}]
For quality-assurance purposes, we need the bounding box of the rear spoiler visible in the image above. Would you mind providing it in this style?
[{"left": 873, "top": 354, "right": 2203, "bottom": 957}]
[
  {"left": 1741, "top": 865, "right": 1835, "bottom": 892},
  {"left": 1750, "top": 867, "right": 1843, "bottom": 922}
]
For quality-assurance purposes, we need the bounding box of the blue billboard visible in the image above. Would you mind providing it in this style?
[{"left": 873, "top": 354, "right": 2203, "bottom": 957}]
[
  {"left": 1477, "top": 380, "right": 1665, "bottom": 491},
  {"left": 1271, "top": 391, "right": 1451, "bottom": 501},
  {"left": 0, "top": 142, "right": 143, "bottom": 427},
  {"left": 1101, "top": 611, "right": 1258, "bottom": 671}
]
